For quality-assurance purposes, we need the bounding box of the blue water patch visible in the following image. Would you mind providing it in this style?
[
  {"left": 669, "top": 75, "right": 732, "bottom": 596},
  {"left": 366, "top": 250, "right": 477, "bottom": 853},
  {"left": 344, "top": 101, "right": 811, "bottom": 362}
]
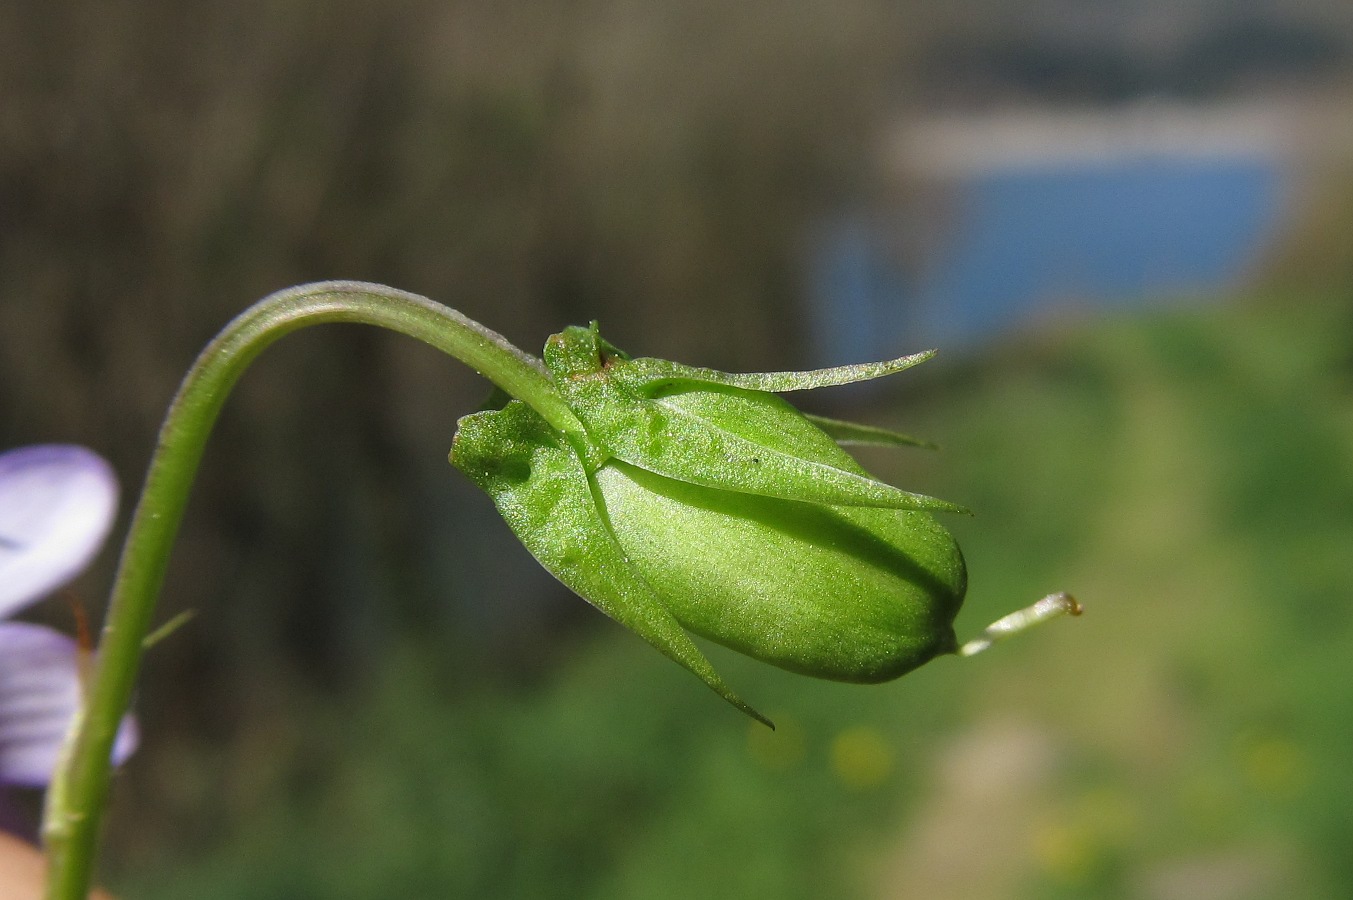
[{"left": 808, "top": 154, "right": 1287, "bottom": 362}]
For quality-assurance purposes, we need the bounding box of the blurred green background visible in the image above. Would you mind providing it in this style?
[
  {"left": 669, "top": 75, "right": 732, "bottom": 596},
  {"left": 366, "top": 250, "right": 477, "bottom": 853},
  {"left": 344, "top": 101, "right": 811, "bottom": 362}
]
[{"left": 3, "top": 1, "right": 1353, "bottom": 897}]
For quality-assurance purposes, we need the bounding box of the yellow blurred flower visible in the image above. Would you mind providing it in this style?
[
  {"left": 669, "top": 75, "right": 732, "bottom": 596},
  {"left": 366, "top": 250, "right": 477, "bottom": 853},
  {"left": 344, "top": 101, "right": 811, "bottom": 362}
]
[{"left": 830, "top": 726, "right": 893, "bottom": 790}]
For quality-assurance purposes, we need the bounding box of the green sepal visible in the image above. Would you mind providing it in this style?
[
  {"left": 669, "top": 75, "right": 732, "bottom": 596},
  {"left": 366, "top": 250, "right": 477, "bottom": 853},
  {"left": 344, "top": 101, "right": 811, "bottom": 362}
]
[
  {"left": 450, "top": 399, "right": 772, "bottom": 727},
  {"left": 580, "top": 379, "right": 963, "bottom": 512},
  {"left": 802, "top": 414, "right": 938, "bottom": 450},
  {"left": 616, "top": 349, "right": 937, "bottom": 393},
  {"left": 542, "top": 326, "right": 964, "bottom": 512},
  {"left": 541, "top": 323, "right": 630, "bottom": 379},
  {"left": 550, "top": 378, "right": 963, "bottom": 516}
]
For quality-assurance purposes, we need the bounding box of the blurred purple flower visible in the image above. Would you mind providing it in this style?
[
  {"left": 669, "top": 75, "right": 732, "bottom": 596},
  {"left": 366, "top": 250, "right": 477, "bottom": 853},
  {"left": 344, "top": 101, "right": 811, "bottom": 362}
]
[{"left": 0, "top": 445, "right": 137, "bottom": 796}]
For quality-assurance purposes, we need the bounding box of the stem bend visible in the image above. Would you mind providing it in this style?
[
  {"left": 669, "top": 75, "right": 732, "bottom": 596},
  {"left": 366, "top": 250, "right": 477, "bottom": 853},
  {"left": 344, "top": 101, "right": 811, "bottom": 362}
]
[{"left": 42, "top": 281, "right": 578, "bottom": 899}]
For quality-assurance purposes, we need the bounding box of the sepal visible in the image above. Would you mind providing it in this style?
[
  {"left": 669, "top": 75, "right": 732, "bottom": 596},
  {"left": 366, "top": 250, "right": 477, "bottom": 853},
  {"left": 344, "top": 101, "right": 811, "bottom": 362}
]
[
  {"left": 543, "top": 328, "right": 967, "bottom": 514},
  {"left": 802, "top": 414, "right": 938, "bottom": 449},
  {"left": 615, "top": 349, "right": 937, "bottom": 394},
  {"left": 450, "top": 400, "right": 771, "bottom": 726}
]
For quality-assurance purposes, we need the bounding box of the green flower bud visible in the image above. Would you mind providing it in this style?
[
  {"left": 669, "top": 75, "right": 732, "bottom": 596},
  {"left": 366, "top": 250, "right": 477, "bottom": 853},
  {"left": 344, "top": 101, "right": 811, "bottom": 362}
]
[
  {"left": 592, "top": 463, "right": 966, "bottom": 683},
  {"left": 450, "top": 324, "right": 971, "bottom": 725}
]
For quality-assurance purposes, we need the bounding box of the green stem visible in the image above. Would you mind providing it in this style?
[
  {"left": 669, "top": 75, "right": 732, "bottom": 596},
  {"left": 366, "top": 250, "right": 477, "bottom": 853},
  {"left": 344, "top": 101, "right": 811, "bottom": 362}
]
[{"left": 42, "top": 281, "right": 581, "bottom": 899}]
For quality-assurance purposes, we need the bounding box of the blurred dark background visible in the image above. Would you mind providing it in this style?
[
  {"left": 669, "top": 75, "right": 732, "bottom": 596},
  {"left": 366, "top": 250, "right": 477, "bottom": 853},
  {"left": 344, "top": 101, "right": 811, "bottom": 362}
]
[{"left": 3, "top": 0, "right": 1353, "bottom": 897}]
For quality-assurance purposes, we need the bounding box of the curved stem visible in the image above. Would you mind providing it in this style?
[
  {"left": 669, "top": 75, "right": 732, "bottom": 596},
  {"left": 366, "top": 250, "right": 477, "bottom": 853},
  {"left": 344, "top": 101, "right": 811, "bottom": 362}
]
[{"left": 42, "top": 281, "right": 581, "bottom": 899}]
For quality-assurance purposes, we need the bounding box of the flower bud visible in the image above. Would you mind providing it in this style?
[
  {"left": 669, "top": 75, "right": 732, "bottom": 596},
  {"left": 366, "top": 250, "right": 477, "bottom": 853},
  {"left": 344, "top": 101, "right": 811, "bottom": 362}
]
[
  {"left": 594, "top": 460, "right": 965, "bottom": 683},
  {"left": 451, "top": 325, "right": 968, "bottom": 724}
]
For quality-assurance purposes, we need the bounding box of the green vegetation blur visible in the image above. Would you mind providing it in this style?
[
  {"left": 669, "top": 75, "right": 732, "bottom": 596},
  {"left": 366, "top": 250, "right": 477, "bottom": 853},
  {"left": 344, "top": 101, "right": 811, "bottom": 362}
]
[{"left": 3, "top": 0, "right": 1353, "bottom": 898}]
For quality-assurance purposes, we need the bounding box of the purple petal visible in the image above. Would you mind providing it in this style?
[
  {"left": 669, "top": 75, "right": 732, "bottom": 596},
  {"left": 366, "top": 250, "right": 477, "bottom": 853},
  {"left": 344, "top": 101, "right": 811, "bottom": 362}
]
[
  {"left": 0, "top": 445, "right": 118, "bottom": 620},
  {"left": 0, "top": 622, "right": 137, "bottom": 788}
]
